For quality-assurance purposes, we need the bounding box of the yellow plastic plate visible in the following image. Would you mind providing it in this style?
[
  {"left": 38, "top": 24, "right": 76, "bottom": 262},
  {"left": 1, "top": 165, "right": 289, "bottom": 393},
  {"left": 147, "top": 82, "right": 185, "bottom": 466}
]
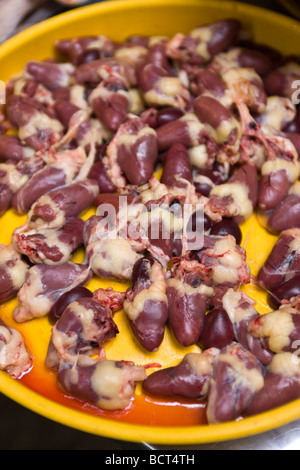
[{"left": 0, "top": 0, "right": 300, "bottom": 446}]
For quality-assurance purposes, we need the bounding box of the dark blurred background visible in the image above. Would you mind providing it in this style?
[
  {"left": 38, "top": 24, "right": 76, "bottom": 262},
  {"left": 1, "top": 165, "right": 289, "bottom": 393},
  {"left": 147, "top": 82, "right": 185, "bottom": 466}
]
[{"left": 0, "top": 0, "right": 300, "bottom": 451}]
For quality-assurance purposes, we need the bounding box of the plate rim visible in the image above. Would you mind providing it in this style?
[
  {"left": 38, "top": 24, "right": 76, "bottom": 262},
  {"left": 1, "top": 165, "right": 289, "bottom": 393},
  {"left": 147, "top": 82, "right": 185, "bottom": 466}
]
[
  {"left": 2, "top": 371, "right": 300, "bottom": 445},
  {"left": 1, "top": 0, "right": 300, "bottom": 58}
]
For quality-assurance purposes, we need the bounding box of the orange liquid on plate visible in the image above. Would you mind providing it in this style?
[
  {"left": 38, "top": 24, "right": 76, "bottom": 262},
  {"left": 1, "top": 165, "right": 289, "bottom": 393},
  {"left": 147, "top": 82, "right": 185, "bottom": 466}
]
[{"left": 19, "top": 353, "right": 208, "bottom": 427}]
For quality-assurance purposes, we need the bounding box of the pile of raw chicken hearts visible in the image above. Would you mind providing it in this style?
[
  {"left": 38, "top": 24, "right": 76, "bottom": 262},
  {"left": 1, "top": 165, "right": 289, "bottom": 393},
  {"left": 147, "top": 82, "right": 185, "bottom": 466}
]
[{"left": 0, "top": 18, "right": 300, "bottom": 424}]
